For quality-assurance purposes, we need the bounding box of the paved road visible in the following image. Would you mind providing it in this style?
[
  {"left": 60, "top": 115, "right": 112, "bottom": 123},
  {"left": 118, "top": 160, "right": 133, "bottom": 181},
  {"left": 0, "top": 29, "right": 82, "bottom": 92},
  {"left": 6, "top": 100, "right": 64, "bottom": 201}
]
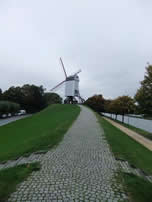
[
  {"left": 8, "top": 106, "right": 127, "bottom": 201},
  {"left": 0, "top": 115, "right": 31, "bottom": 127}
]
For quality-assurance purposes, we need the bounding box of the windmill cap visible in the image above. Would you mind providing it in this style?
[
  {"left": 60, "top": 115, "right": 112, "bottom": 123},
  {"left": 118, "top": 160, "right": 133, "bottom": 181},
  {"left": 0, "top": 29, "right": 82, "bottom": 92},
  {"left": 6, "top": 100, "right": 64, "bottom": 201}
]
[{"left": 66, "top": 75, "right": 79, "bottom": 81}]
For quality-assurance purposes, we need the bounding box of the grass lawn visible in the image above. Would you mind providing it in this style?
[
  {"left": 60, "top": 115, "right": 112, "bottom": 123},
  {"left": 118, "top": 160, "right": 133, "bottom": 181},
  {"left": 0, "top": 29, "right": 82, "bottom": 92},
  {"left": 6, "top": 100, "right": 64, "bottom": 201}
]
[
  {"left": 0, "top": 163, "right": 40, "bottom": 202},
  {"left": 0, "top": 104, "right": 80, "bottom": 162},
  {"left": 98, "top": 116, "right": 152, "bottom": 173},
  {"left": 97, "top": 115, "right": 152, "bottom": 202},
  {"left": 122, "top": 173, "right": 152, "bottom": 202}
]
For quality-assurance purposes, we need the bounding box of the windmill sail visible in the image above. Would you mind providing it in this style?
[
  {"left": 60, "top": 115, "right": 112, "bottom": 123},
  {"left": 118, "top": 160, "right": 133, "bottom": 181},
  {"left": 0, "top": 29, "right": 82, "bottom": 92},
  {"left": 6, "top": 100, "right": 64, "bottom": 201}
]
[
  {"left": 60, "top": 58, "right": 67, "bottom": 78},
  {"left": 73, "top": 69, "right": 81, "bottom": 76},
  {"left": 50, "top": 80, "right": 66, "bottom": 91}
]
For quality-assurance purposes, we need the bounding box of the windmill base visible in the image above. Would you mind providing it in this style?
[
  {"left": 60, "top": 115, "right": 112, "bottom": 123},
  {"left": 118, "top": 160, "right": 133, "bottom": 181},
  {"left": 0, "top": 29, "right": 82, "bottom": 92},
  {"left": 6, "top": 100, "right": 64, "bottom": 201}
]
[
  {"left": 64, "top": 96, "right": 78, "bottom": 104},
  {"left": 64, "top": 96, "right": 85, "bottom": 104}
]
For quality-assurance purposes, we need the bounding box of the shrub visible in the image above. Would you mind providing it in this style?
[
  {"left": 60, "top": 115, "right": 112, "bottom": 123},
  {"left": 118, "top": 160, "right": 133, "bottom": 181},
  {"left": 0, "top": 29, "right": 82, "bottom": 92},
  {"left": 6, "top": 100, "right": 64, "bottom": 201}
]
[{"left": 0, "top": 101, "right": 20, "bottom": 117}]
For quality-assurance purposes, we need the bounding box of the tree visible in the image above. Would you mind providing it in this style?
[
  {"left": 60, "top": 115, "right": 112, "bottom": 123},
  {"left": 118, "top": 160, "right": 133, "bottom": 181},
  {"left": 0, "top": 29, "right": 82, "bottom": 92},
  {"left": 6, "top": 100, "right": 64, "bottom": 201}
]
[
  {"left": 0, "top": 88, "right": 2, "bottom": 100},
  {"left": 135, "top": 64, "right": 152, "bottom": 115},
  {"left": 9, "top": 102, "right": 20, "bottom": 115},
  {"left": 112, "top": 96, "right": 135, "bottom": 123},
  {"left": 104, "top": 99, "right": 114, "bottom": 118},
  {"left": 21, "top": 84, "right": 46, "bottom": 113},
  {"left": 84, "top": 94, "right": 105, "bottom": 112},
  {"left": 104, "top": 99, "right": 120, "bottom": 119},
  {"left": 2, "top": 84, "right": 46, "bottom": 113},
  {"left": 44, "top": 93, "right": 62, "bottom": 105},
  {"left": 104, "top": 99, "right": 112, "bottom": 113},
  {"left": 2, "top": 86, "right": 24, "bottom": 105}
]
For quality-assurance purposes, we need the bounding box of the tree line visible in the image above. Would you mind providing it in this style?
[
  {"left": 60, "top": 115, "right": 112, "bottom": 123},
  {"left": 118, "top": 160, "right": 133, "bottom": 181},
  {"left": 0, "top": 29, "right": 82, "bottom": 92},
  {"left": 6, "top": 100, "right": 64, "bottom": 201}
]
[
  {"left": 84, "top": 64, "right": 152, "bottom": 122},
  {"left": 0, "top": 84, "right": 62, "bottom": 116}
]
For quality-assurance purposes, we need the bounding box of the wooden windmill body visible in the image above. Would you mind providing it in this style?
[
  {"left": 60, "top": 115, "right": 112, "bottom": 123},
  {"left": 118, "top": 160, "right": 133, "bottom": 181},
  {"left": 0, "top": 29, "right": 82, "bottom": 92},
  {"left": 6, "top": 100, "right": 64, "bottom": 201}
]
[{"left": 50, "top": 58, "right": 84, "bottom": 104}]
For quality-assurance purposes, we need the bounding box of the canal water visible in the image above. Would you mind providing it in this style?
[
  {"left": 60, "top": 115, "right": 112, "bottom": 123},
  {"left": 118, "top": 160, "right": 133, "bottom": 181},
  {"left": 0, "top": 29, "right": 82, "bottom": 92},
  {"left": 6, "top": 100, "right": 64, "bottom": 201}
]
[{"left": 103, "top": 113, "right": 152, "bottom": 133}]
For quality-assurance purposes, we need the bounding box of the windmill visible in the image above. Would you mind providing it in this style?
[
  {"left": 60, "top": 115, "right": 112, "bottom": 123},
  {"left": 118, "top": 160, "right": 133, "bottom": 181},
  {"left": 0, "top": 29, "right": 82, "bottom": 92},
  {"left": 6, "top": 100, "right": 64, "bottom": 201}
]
[{"left": 50, "top": 58, "right": 85, "bottom": 104}]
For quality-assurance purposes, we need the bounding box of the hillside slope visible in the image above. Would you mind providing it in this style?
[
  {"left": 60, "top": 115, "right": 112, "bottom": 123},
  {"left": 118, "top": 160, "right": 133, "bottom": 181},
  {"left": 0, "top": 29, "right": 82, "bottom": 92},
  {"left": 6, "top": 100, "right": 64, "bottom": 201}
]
[{"left": 0, "top": 104, "right": 80, "bottom": 161}]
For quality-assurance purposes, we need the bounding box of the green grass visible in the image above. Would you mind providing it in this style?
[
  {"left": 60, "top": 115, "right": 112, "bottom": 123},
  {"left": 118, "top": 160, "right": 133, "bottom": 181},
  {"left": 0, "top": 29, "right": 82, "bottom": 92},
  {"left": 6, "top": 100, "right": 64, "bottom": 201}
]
[
  {"left": 122, "top": 173, "right": 152, "bottom": 202},
  {"left": 0, "top": 163, "right": 40, "bottom": 202},
  {"left": 0, "top": 104, "right": 80, "bottom": 162},
  {"left": 97, "top": 115, "right": 152, "bottom": 202},
  {"left": 98, "top": 115, "right": 152, "bottom": 174}
]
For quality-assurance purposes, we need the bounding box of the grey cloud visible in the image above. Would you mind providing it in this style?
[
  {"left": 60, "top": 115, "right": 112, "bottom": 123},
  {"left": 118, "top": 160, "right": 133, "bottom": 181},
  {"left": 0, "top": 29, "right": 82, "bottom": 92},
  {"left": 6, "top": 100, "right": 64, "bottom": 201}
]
[{"left": 0, "top": 0, "right": 152, "bottom": 100}]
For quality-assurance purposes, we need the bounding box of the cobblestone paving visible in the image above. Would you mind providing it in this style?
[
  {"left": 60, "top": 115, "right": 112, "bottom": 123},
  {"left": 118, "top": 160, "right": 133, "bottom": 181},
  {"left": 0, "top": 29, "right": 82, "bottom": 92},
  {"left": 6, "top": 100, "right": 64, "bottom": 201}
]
[{"left": 8, "top": 106, "right": 128, "bottom": 201}]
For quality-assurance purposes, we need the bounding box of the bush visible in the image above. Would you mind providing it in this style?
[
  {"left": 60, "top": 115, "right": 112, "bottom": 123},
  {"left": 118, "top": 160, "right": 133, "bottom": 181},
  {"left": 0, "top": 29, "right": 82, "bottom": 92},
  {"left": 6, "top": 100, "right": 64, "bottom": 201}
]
[{"left": 0, "top": 101, "right": 20, "bottom": 117}]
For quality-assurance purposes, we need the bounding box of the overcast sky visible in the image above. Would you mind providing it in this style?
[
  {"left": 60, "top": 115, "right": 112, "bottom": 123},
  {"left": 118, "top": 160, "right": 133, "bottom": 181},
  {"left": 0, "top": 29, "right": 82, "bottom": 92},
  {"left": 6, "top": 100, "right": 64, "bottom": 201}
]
[{"left": 0, "top": 0, "right": 152, "bottom": 99}]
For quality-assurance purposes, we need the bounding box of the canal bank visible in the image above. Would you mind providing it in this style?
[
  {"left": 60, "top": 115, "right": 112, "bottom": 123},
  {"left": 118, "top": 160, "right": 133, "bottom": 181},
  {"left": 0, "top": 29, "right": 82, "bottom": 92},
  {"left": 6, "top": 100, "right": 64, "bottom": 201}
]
[
  {"left": 103, "top": 117, "right": 152, "bottom": 151},
  {"left": 103, "top": 113, "right": 152, "bottom": 133}
]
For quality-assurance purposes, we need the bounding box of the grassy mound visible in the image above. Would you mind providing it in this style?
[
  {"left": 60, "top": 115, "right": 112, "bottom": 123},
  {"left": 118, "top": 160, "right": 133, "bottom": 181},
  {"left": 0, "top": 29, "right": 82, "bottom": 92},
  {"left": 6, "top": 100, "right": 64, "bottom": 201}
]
[
  {"left": 0, "top": 104, "right": 80, "bottom": 161},
  {"left": 0, "top": 163, "right": 40, "bottom": 201}
]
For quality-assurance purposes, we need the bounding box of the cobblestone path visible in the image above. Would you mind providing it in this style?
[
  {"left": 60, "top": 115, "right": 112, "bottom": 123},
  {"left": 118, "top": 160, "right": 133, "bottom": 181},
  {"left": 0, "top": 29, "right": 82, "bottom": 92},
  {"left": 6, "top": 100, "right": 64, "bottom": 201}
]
[{"left": 8, "top": 106, "right": 127, "bottom": 201}]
